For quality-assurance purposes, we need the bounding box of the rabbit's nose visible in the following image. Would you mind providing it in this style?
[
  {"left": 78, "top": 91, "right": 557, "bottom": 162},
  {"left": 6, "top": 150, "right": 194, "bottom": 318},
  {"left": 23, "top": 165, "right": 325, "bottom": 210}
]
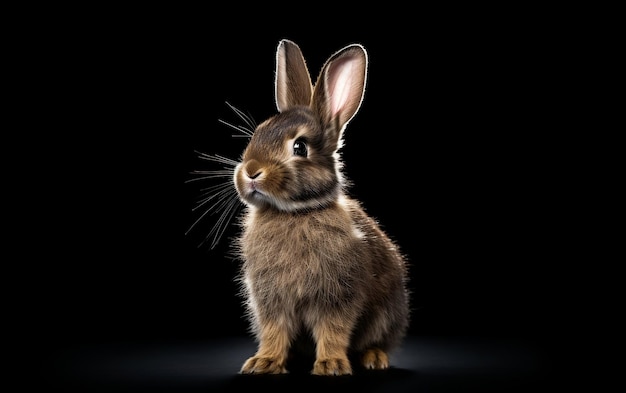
[
  {"left": 244, "top": 160, "right": 263, "bottom": 179},
  {"left": 248, "top": 171, "right": 262, "bottom": 179}
]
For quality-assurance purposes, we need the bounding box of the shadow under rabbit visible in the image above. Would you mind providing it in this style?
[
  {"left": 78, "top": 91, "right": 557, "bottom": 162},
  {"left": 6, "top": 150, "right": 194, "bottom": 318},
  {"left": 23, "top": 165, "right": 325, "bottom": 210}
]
[{"left": 39, "top": 335, "right": 550, "bottom": 392}]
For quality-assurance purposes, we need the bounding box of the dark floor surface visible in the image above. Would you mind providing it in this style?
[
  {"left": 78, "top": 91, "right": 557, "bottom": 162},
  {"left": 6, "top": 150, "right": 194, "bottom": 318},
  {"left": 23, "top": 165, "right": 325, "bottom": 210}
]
[{"left": 37, "top": 335, "right": 558, "bottom": 392}]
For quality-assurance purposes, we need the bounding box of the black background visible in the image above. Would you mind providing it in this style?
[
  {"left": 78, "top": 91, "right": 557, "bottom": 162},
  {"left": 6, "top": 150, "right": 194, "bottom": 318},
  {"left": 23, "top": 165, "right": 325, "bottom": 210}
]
[{"left": 23, "top": 9, "right": 573, "bottom": 379}]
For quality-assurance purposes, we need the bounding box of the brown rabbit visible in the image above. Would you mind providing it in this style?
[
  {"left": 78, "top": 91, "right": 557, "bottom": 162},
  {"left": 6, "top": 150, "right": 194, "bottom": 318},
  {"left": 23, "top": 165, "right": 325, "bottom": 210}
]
[{"left": 234, "top": 39, "right": 410, "bottom": 376}]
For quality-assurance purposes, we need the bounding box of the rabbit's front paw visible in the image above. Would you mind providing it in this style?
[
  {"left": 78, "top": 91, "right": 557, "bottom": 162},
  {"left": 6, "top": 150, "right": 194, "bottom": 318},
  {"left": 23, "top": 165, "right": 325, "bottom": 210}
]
[
  {"left": 240, "top": 356, "right": 287, "bottom": 374},
  {"left": 312, "top": 357, "right": 352, "bottom": 376}
]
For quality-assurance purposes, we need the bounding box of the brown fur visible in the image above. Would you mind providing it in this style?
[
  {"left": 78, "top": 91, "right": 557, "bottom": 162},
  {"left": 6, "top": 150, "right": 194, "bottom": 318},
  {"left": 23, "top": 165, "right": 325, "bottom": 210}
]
[{"left": 233, "top": 40, "right": 410, "bottom": 376}]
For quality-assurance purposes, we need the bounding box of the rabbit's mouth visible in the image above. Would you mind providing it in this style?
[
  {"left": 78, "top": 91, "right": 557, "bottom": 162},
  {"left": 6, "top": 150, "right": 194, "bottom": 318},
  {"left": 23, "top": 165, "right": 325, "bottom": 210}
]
[
  {"left": 247, "top": 181, "right": 268, "bottom": 199},
  {"left": 237, "top": 176, "right": 265, "bottom": 198},
  {"left": 250, "top": 189, "right": 265, "bottom": 199}
]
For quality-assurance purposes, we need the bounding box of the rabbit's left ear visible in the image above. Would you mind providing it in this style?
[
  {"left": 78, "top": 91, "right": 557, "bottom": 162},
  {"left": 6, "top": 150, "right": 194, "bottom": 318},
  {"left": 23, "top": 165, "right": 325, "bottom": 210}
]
[
  {"left": 275, "top": 39, "right": 313, "bottom": 112},
  {"left": 312, "top": 44, "right": 368, "bottom": 139}
]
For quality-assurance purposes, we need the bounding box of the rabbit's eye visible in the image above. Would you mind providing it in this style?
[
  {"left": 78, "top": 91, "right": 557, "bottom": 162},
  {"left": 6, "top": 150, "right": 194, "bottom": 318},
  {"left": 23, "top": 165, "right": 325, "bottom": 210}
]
[{"left": 293, "top": 139, "right": 308, "bottom": 157}]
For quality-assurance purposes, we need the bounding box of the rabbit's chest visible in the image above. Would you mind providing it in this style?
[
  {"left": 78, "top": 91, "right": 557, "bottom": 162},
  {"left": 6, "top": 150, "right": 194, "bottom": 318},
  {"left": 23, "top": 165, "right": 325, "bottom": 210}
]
[
  {"left": 242, "top": 211, "right": 359, "bottom": 297},
  {"left": 244, "top": 220, "right": 334, "bottom": 275}
]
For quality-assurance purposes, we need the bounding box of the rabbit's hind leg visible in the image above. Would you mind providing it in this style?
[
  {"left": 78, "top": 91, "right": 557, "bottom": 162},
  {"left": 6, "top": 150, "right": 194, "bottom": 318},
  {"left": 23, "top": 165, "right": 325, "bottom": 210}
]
[{"left": 361, "top": 348, "right": 389, "bottom": 370}]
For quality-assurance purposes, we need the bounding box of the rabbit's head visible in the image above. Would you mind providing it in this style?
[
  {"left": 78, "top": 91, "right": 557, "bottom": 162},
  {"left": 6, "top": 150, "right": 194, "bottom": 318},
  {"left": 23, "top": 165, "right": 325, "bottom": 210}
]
[{"left": 234, "top": 39, "right": 367, "bottom": 212}]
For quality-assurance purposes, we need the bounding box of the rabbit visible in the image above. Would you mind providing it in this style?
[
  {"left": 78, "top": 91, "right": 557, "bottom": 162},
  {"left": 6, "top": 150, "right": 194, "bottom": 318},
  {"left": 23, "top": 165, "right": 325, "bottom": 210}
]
[{"left": 233, "top": 39, "right": 410, "bottom": 376}]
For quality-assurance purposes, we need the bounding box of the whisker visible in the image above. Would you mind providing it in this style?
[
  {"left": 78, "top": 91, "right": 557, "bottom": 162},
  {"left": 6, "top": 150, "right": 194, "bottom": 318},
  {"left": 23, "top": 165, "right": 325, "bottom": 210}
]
[
  {"left": 218, "top": 119, "right": 253, "bottom": 138},
  {"left": 187, "top": 154, "right": 241, "bottom": 249},
  {"left": 186, "top": 102, "right": 255, "bottom": 249},
  {"left": 194, "top": 182, "right": 234, "bottom": 211},
  {"left": 196, "top": 152, "right": 240, "bottom": 166},
  {"left": 198, "top": 180, "right": 233, "bottom": 193},
  {"left": 199, "top": 191, "right": 242, "bottom": 249},
  {"left": 185, "top": 185, "right": 239, "bottom": 243},
  {"left": 186, "top": 170, "right": 233, "bottom": 183},
  {"left": 190, "top": 169, "right": 233, "bottom": 174},
  {"left": 225, "top": 101, "right": 257, "bottom": 132}
]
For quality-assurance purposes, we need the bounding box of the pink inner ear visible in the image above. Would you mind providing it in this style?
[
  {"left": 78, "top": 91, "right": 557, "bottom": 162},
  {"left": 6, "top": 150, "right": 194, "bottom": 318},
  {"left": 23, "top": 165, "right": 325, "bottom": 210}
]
[{"left": 328, "top": 58, "right": 359, "bottom": 116}]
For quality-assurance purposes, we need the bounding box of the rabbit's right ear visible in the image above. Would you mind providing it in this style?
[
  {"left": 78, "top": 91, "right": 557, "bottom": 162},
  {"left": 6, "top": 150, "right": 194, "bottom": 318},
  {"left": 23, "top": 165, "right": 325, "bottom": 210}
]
[{"left": 275, "top": 39, "right": 313, "bottom": 112}]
